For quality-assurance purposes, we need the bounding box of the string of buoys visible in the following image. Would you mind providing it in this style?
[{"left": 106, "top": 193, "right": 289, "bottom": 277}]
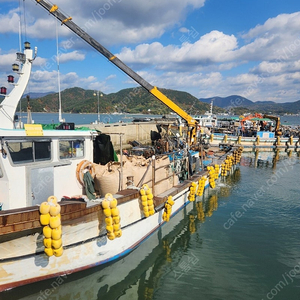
[
  {"left": 221, "top": 147, "right": 243, "bottom": 176},
  {"left": 39, "top": 196, "right": 63, "bottom": 257},
  {"left": 196, "top": 176, "right": 206, "bottom": 197},
  {"left": 233, "top": 147, "right": 243, "bottom": 164},
  {"left": 162, "top": 196, "right": 175, "bottom": 222},
  {"left": 207, "top": 166, "right": 217, "bottom": 189},
  {"left": 102, "top": 193, "right": 122, "bottom": 240},
  {"left": 188, "top": 181, "right": 197, "bottom": 202},
  {"left": 139, "top": 184, "right": 155, "bottom": 217}
]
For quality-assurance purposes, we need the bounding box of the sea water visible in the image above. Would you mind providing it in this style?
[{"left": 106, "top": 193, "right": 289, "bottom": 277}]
[
  {"left": 2, "top": 150, "right": 300, "bottom": 300},
  {"left": 17, "top": 113, "right": 300, "bottom": 126}
]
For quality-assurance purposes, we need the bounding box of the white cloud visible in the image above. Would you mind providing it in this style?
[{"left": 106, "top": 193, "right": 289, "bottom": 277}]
[
  {"left": 58, "top": 51, "right": 85, "bottom": 63},
  {"left": 117, "top": 30, "right": 238, "bottom": 72}
]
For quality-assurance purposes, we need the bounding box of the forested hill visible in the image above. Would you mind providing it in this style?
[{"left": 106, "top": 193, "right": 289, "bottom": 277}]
[{"left": 24, "top": 87, "right": 222, "bottom": 115}]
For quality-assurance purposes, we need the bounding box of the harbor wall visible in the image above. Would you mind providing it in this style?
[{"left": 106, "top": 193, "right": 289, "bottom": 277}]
[{"left": 84, "top": 122, "right": 157, "bottom": 150}]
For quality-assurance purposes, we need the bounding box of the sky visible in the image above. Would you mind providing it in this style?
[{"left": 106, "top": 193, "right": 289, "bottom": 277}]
[{"left": 0, "top": 0, "right": 300, "bottom": 103}]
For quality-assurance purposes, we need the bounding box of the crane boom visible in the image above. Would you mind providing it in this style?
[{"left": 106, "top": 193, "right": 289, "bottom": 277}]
[{"left": 34, "top": 0, "right": 198, "bottom": 143}]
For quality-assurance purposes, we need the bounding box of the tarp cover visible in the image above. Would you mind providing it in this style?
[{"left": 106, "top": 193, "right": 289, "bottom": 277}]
[{"left": 94, "top": 133, "right": 117, "bottom": 165}]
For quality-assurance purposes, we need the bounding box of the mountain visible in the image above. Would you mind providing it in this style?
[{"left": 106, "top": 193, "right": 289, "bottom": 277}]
[
  {"left": 21, "top": 88, "right": 300, "bottom": 115},
  {"left": 199, "top": 95, "right": 300, "bottom": 114},
  {"left": 24, "top": 87, "right": 223, "bottom": 115},
  {"left": 199, "top": 95, "right": 253, "bottom": 109}
]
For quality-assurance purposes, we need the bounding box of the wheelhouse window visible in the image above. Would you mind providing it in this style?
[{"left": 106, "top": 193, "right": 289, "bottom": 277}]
[
  {"left": 6, "top": 140, "right": 51, "bottom": 164},
  {"left": 59, "top": 139, "right": 84, "bottom": 159}
]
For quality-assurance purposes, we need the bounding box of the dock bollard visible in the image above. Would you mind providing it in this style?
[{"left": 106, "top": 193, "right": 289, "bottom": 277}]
[
  {"left": 256, "top": 136, "right": 260, "bottom": 145},
  {"left": 223, "top": 134, "right": 227, "bottom": 143},
  {"left": 289, "top": 136, "right": 293, "bottom": 147}
]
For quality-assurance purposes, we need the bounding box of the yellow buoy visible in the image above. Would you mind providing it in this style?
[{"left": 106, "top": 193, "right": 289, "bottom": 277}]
[
  {"left": 113, "top": 223, "right": 120, "bottom": 231},
  {"left": 51, "top": 227, "right": 62, "bottom": 240},
  {"left": 103, "top": 208, "right": 112, "bottom": 217},
  {"left": 105, "top": 217, "right": 113, "bottom": 226},
  {"left": 106, "top": 225, "right": 114, "bottom": 233},
  {"left": 111, "top": 207, "right": 119, "bottom": 217},
  {"left": 105, "top": 193, "right": 113, "bottom": 201},
  {"left": 39, "top": 202, "right": 50, "bottom": 214},
  {"left": 149, "top": 209, "right": 155, "bottom": 215},
  {"left": 40, "top": 213, "right": 50, "bottom": 226},
  {"left": 140, "top": 189, "right": 146, "bottom": 196},
  {"left": 113, "top": 216, "right": 120, "bottom": 224},
  {"left": 101, "top": 199, "right": 110, "bottom": 209},
  {"left": 49, "top": 215, "right": 61, "bottom": 229},
  {"left": 43, "top": 225, "right": 52, "bottom": 238},
  {"left": 43, "top": 237, "right": 52, "bottom": 248},
  {"left": 141, "top": 195, "right": 148, "bottom": 202},
  {"left": 147, "top": 199, "right": 153, "bottom": 206},
  {"left": 148, "top": 205, "right": 154, "bottom": 211},
  {"left": 53, "top": 246, "right": 63, "bottom": 257},
  {"left": 110, "top": 198, "right": 118, "bottom": 208},
  {"left": 49, "top": 204, "right": 61, "bottom": 216},
  {"left": 44, "top": 247, "right": 54, "bottom": 257},
  {"left": 107, "top": 232, "right": 115, "bottom": 240},
  {"left": 47, "top": 196, "right": 57, "bottom": 204},
  {"left": 115, "top": 229, "right": 122, "bottom": 238},
  {"left": 52, "top": 238, "right": 62, "bottom": 249}
]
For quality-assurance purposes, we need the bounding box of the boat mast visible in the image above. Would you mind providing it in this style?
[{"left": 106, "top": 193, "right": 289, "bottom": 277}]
[
  {"left": 0, "top": 43, "right": 36, "bottom": 129},
  {"left": 55, "top": 19, "right": 64, "bottom": 123}
]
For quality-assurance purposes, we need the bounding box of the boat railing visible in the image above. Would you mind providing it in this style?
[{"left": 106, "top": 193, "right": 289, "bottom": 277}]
[{"left": 140, "top": 150, "right": 189, "bottom": 196}]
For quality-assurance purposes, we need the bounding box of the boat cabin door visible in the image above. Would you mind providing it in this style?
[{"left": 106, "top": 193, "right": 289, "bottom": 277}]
[{"left": 30, "top": 166, "right": 54, "bottom": 206}]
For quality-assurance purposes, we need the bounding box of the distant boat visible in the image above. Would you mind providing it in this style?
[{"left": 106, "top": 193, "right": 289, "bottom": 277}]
[{"left": 193, "top": 101, "right": 218, "bottom": 128}]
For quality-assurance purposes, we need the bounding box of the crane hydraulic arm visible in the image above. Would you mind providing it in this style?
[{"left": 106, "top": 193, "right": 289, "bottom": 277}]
[
  {"left": 34, "top": 0, "right": 198, "bottom": 143},
  {"left": 263, "top": 114, "right": 282, "bottom": 136}
]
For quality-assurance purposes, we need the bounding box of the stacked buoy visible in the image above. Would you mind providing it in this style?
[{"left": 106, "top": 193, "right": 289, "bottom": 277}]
[
  {"left": 188, "top": 182, "right": 197, "bottom": 202},
  {"left": 221, "top": 155, "right": 233, "bottom": 177},
  {"left": 207, "top": 166, "right": 216, "bottom": 189},
  {"left": 139, "top": 184, "right": 155, "bottom": 217},
  {"left": 162, "top": 196, "right": 175, "bottom": 222},
  {"left": 102, "top": 193, "right": 122, "bottom": 240},
  {"left": 233, "top": 147, "right": 243, "bottom": 164},
  {"left": 196, "top": 176, "right": 206, "bottom": 197},
  {"left": 39, "top": 196, "right": 63, "bottom": 257},
  {"left": 214, "top": 164, "right": 220, "bottom": 178}
]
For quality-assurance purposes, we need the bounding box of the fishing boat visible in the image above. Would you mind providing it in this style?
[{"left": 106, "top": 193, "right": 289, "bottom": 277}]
[
  {"left": 193, "top": 101, "right": 218, "bottom": 129},
  {"left": 0, "top": 42, "right": 243, "bottom": 291},
  {"left": 0, "top": 1, "right": 244, "bottom": 291}
]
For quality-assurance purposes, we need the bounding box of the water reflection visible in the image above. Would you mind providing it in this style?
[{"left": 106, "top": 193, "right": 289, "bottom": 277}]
[{"left": 241, "top": 149, "right": 299, "bottom": 169}]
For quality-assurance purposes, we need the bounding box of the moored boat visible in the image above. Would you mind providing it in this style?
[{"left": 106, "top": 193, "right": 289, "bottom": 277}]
[{"left": 0, "top": 2, "right": 244, "bottom": 291}]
